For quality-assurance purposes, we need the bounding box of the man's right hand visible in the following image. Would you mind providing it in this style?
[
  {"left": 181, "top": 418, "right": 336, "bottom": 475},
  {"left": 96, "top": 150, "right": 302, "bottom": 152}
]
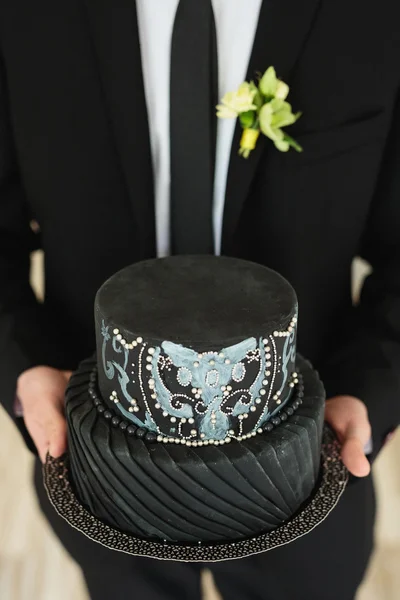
[{"left": 17, "top": 366, "right": 72, "bottom": 463}]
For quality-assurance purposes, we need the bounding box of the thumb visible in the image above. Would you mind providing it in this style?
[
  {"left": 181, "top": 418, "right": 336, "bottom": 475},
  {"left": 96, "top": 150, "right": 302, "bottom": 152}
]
[
  {"left": 47, "top": 370, "right": 71, "bottom": 458},
  {"left": 341, "top": 421, "right": 371, "bottom": 477},
  {"left": 43, "top": 404, "right": 67, "bottom": 461},
  {"left": 48, "top": 412, "right": 67, "bottom": 459}
]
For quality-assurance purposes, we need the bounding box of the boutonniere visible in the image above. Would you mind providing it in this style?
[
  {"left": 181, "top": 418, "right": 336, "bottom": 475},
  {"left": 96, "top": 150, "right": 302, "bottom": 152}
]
[{"left": 216, "top": 66, "right": 302, "bottom": 158}]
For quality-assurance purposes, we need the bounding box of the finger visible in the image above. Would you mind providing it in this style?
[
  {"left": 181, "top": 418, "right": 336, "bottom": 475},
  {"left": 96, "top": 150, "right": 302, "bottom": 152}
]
[
  {"left": 25, "top": 399, "right": 67, "bottom": 462},
  {"left": 45, "top": 411, "right": 67, "bottom": 459},
  {"left": 62, "top": 370, "right": 73, "bottom": 383},
  {"left": 342, "top": 416, "right": 371, "bottom": 477},
  {"left": 38, "top": 445, "right": 49, "bottom": 464},
  {"left": 341, "top": 436, "right": 371, "bottom": 477},
  {"left": 346, "top": 411, "right": 372, "bottom": 447},
  {"left": 24, "top": 418, "right": 49, "bottom": 464}
]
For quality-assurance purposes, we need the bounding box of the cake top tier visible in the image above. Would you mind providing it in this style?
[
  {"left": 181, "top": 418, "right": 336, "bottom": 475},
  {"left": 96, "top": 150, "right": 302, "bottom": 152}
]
[
  {"left": 95, "top": 256, "right": 296, "bottom": 347},
  {"left": 94, "top": 256, "right": 299, "bottom": 444}
]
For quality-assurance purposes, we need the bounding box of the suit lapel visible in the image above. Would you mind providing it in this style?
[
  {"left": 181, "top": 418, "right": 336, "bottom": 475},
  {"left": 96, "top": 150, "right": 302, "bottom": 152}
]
[
  {"left": 222, "top": 0, "right": 321, "bottom": 252},
  {"left": 82, "top": 0, "right": 155, "bottom": 258}
]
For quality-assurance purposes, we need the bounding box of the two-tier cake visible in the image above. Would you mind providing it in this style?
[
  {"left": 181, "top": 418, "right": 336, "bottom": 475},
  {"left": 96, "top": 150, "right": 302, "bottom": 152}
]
[{"left": 44, "top": 256, "right": 347, "bottom": 561}]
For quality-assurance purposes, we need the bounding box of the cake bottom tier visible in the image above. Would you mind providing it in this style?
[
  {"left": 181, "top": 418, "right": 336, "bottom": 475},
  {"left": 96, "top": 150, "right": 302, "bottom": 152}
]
[{"left": 66, "top": 355, "right": 325, "bottom": 543}]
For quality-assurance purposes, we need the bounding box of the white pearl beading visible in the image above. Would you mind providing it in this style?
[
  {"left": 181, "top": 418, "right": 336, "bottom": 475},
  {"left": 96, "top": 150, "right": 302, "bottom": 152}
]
[{"left": 272, "top": 314, "right": 298, "bottom": 338}]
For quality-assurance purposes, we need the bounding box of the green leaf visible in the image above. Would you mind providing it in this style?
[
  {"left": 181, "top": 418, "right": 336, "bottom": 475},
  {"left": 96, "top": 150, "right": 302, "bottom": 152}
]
[
  {"left": 250, "top": 81, "right": 264, "bottom": 109},
  {"left": 270, "top": 98, "right": 291, "bottom": 113},
  {"left": 271, "top": 110, "right": 297, "bottom": 129},
  {"left": 239, "top": 110, "right": 256, "bottom": 129},
  {"left": 262, "top": 123, "right": 282, "bottom": 143},
  {"left": 259, "top": 66, "right": 278, "bottom": 99},
  {"left": 239, "top": 146, "right": 251, "bottom": 159},
  {"left": 283, "top": 133, "right": 303, "bottom": 152},
  {"left": 274, "top": 138, "right": 290, "bottom": 152},
  {"left": 270, "top": 99, "right": 300, "bottom": 129},
  {"left": 259, "top": 103, "right": 273, "bottom": 136}
]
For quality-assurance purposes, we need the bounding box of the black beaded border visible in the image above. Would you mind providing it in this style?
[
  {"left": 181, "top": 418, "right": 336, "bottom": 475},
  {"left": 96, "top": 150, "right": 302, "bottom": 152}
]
[
  {"left": 43, "top": 426, "right": 348, "bottom": 562},
  {"left": 88, "top": 366, "right": 304, "bottom": 444}
]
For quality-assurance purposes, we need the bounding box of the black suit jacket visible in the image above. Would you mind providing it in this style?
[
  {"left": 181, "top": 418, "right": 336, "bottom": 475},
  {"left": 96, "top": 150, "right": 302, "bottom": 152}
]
[{"left": 0, "top": 0, "right": 399, "bottom": 460}]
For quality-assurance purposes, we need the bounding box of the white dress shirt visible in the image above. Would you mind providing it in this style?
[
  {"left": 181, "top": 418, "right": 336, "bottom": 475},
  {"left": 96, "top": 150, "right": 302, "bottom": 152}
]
[{"left": 136, "top": 0, "right": 262, "bottom": 257}]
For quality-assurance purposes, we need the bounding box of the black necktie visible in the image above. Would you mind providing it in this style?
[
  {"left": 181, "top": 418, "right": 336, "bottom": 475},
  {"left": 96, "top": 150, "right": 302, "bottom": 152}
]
[{"left": 170, "top": 0, "right": 218, "bottom": 255}]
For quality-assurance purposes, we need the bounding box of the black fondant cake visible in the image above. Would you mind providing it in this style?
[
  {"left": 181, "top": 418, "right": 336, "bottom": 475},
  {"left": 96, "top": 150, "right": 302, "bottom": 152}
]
[{"left": 66, "top": 256, "right": 325, "bottom": 543}]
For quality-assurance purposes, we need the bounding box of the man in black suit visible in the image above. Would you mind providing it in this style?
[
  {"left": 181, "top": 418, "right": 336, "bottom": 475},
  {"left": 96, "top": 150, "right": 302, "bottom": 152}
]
[{"left": 1, "top": 1, "right": 399, "bottom": 598}]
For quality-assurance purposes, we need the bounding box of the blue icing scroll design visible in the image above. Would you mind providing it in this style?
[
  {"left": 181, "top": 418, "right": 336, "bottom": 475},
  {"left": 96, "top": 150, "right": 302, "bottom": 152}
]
[
  {"left": 232, "top": 362, "right": 246, "bottom": 382},
  {"left": 200, "top": 395, "right": 229, "bottom": 440},
  {"left": 231, "top": 338, "right": 264, "bottom": 418},
  {"left": 160, "top": 338, "right": 258, "bottom": 439},
  {"left": 100, "top": 320, "right": 155, "bottom": 430},
  {"left": 100, "top": 318, "right": 298, "bottom": 441},
  {"left": 251, "top": 339, "right": 266, "bottom": 394},
  {"left": 113, "top": 362, "right": 156, "bottom": 430},
  {"left": 101, "top": 321, "right": 129, "bottom": 382},
  {"left": 256, "top": 314, "right": 298, "bottom": 428},
  {"left": 151, "top": 346, "right": 194, "bottom": 420},
  {"left": 101, "top": 321, "right": 114, "bottom": 380},
  {"left": 112, "top": 336, "right": 122, "bottom": 354},
  {"left": 278, "top": 328, "right": 296, "bottom": 397},
  {"left": 266, "top": 328, "right": 296, "bottom": 419},
  {"left": 112, "top": 336, "right": 129, "bottom": 372}
]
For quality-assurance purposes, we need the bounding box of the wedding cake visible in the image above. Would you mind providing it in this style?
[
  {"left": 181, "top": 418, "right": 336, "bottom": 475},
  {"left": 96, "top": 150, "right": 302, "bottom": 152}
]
[{"left": 65, "top": 256, "right": 325, "bottom": 544}]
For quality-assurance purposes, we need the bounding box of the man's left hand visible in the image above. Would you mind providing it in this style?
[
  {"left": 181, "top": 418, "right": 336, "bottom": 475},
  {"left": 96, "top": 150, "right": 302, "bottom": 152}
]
[{"left": 325, "top": 395, "right": 372, "bottom": 477}]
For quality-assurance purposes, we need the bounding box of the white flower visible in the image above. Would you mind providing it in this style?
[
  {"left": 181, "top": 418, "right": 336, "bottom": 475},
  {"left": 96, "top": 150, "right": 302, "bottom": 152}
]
[
  {"left": 216, "top": 83, "right": 257, "bottom": 118},
  {"left": 215, "top": 104, "right": 238, "bottom": 119},
  {"left": 275, "top": 80, "right": 289, "bottom": 100}
]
